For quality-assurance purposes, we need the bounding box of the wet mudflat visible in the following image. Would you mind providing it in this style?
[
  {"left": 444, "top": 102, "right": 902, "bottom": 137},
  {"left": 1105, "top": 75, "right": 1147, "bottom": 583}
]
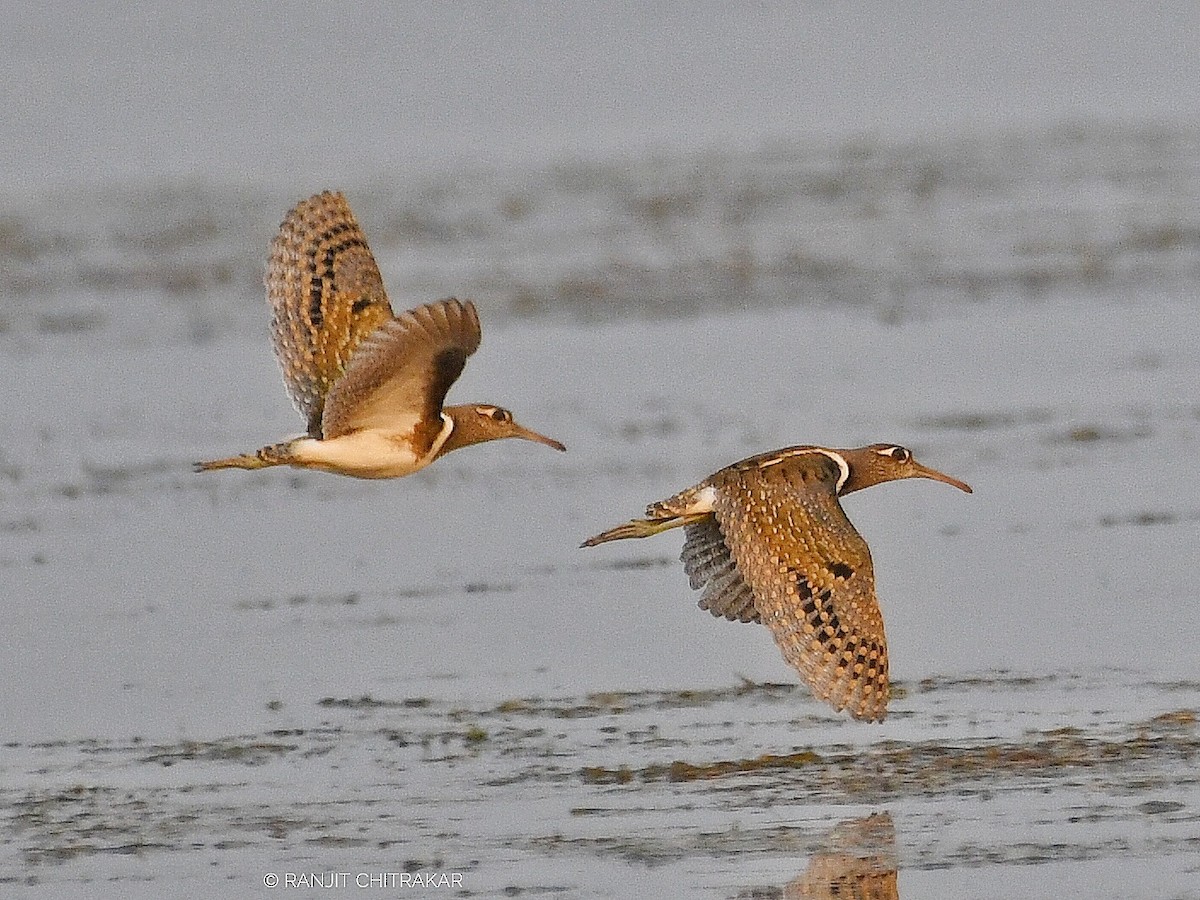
[
  {"left": 2, "top": 121, "right": 1200, "bottom": 897},
  {"left": 4, "top": 675, "right": 1198, "bottom": 897}
]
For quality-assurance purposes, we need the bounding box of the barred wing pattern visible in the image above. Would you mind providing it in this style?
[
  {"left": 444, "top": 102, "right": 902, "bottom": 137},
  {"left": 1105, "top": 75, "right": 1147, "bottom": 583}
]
[
  {"left": 266, "top": 191, "right": 394, "bottom": 437},
  {"left": 681, "top": 518, "right": 760, "bottom": 623}
]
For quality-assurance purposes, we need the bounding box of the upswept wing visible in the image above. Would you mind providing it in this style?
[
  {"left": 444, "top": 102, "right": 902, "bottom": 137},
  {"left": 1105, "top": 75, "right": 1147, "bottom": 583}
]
[
  {"left": 266, "top": 191, "right": 394, "bottom": 437},
  {"left": 321, "top": 298, "right": 481, "bottom": 456},
  {"left": 710, "top": 450, "right": 890, "bottom": 721}
]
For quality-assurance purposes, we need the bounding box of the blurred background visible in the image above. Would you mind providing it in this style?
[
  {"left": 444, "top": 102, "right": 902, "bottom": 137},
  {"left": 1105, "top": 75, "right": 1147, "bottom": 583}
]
[
  {"left": 2, "top": 3, "right": 1198, "bottom": 897},
  {"left": 4, "top": 1, "right": 1198, "bottom": 335}
]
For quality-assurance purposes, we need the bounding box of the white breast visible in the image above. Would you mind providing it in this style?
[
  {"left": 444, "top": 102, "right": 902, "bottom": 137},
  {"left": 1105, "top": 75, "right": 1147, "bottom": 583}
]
[{"left": 290, "top": 415, "right": 455, "bottom": 479}]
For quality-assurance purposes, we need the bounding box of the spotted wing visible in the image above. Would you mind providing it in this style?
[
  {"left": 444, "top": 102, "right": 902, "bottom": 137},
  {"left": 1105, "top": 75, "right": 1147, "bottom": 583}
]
[
  {"left": 266, "top": 191, "right": 395, "bottom": 437},
  {"left": 711, "top": 452, "right": 889, "bottom": 722},
  {"left": 321, "top": 299, "right": 481, "bottom": 455},
  {"left": 681, "top": 518, "right": 760, "bottom": 623}
]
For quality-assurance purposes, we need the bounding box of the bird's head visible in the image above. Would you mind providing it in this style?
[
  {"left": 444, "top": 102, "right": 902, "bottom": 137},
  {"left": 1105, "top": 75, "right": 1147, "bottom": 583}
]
[
  {"left": 838, "top": 443, "right": 972, "bottom": 495},
  {"left": 440, "top": 404, "right": 566, "bottom": 456}
]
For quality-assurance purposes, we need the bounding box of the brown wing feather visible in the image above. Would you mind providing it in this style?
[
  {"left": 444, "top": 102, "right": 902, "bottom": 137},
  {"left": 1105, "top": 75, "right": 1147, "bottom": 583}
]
[
  {"left": 681, "top": 518, "right": 760, "bottom": 623},
  {"left": 321, "top": 298, "right": 481, "bottom": 453},
  {"left": 711, "top": 452, "right": 890, "bottom": 722},
  {"left": 266, "top": 191, "right": 394, "bottom": 437}
]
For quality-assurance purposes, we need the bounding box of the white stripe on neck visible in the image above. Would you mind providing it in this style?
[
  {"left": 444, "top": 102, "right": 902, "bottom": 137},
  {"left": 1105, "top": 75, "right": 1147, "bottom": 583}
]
[
  {"left": 760, "top": 447, "right": 849, "bottom": 493},
  {"left": 811, "top": 448, "right": 850, "bottom": 493},
  {"left": 421, "top": 413, "right": 456, "bottom": 464}
]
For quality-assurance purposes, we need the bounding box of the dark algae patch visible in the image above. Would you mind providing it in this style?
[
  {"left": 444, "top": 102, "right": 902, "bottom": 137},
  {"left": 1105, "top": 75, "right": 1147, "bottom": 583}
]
[
  {"left": 577, "top": 724, "right": 1200, "bottom": 793},
  {"left": 583, "top": 750, "right": 824, "bottom": 784}
]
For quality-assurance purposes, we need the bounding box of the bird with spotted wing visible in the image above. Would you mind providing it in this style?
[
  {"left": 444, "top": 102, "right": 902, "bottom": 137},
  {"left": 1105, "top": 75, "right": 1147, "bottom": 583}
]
[
  {"left": 196, "top": 191, "right": 564, "bottom": 478},
  {"left": 581, "top": 443, "right": 971, "bottom": 721}
]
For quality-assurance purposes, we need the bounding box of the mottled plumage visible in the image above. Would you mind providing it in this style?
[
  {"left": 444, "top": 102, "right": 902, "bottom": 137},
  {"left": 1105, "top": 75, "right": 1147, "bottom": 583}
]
[
  {"left": 582, "top": 444, "right": 972, "bottom": 722},
  {"left": 196, "top": 191, "right": 564, "bottom": 478}
]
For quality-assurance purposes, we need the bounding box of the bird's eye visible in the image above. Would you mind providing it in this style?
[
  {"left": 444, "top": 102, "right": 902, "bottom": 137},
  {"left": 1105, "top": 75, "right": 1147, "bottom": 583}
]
[
  {"left": 891, "top": 447, "right": 911, "bottom": 462},
  {"left": 487, "top": 407, "right": 511, "bottom": 423}
]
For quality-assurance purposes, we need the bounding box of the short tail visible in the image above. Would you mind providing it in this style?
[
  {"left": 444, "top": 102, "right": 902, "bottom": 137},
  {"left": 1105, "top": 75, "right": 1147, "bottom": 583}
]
[
  {"left": 194, "top": 442, "right": 294, "bottom": 473},
  {"left": 580, "top": 515, "right": 691, "bottom": 548}
]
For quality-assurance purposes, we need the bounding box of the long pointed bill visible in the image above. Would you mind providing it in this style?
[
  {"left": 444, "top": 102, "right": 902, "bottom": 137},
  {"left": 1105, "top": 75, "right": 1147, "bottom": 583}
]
[
  {"left": 913, "top": 463, "right": 973, "bottom": 493},
  {"left": 514, "top": 425, "right": 567, "bottom": 452}
]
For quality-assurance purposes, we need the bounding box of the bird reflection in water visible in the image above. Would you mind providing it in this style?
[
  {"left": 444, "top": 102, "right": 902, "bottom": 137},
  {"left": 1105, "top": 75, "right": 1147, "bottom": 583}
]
[{"left": 784, "top": 813, "right": 897, "bottom": 900}]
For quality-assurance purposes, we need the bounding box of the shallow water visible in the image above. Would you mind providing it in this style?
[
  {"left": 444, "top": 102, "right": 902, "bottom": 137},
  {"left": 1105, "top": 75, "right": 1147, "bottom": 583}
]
[
  {"left": 3, "top": 24, "right": 1200, "bottom": 894},
  {"left": 4, "top": 677, "right": 1198, "bottom": 897},
  {"left": 4, "top": 278, "right": 1200, "bottom": 896}
]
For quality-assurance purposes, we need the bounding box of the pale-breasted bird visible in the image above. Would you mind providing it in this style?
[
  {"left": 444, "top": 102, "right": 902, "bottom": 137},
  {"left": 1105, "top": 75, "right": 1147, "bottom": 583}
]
[{"left": 196, "top": 191, "right": 564, "bottom": 478}]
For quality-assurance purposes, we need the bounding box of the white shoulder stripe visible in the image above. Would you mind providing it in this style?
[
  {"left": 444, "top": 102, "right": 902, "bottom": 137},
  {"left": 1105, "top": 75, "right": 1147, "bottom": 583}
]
[
  {"left": 810, "top": 448, "right": 850, "bottom": 493},
  {"left": 760, "top": 447, "right": 849, "bottom": 492}
]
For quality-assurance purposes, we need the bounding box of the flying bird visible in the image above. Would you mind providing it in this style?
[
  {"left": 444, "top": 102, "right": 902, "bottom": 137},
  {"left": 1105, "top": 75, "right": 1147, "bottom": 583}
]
[
  {"left": 196, "top": 191, "right": 564, "bottom": 478},
  {"left": 582, "top": 443, "right": 971, "bottom": 721}
]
